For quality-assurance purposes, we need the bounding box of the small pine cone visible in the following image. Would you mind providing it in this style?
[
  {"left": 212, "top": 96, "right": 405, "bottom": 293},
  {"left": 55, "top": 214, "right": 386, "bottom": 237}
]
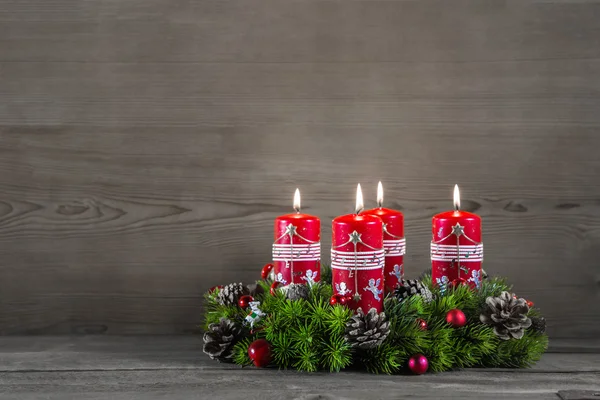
[
  {"left": 283, "top": 283, "right": 310, "bottom": 301},
  {"left": 480, "top": 291, "right": 532, "bottom": 340},
  {"left": 530, "top": 316, "right": 546, "bottom": 333},
  {"left": 247, "top": 283, "right": 265, "bottom": 298},
  {"left": 394, "top": 279, "right": 433, "bottom": 303},
  {"left": 344, "top": 308, "right": 390, "bottom": 350},
  {"left": 216, "top": 282, "right": 250, "bottom": 306},
  {"left": 417, "top": 269, "right": 432, "bottom": 281},
  {"left": 203, "top": 317, "right": 241, "bottom": 362}
]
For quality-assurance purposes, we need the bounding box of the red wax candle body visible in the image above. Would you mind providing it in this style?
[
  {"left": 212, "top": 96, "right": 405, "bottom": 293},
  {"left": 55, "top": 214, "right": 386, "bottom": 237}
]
[
  {"left": 363, "top": 207, "right": 405, "bottom": 294},
  {"left": 431, "top": 211, "right": 483, "bottom": 290},
  {"left": 273, "top": 213, "right": 321, "bottom": 285},
  {"left": 331, "top": 214, "right": 384, "bottom": 313}
]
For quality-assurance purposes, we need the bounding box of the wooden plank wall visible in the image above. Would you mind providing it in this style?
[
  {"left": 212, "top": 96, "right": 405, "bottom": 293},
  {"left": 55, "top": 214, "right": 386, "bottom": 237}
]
[{"left": 0, "top": 0, "right": 599, "bottom": 342}]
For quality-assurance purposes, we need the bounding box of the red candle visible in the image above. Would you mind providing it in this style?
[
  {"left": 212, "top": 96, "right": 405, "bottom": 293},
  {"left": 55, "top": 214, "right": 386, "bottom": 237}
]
[
  {"left": 364, "top": 182, "right": 406, "bottom": 294},
  {"left": 273, "top": 189, "right": 321, "bottom": 286},
  {"left": 431, "top": 185, "right": 483, "bottom": 291},
  {"left": 331, "top": 184, "right": 385, "bottom": 313}
]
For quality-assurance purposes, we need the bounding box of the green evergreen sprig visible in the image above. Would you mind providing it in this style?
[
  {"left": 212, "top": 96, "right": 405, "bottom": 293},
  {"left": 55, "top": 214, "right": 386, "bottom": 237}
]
[{"left": 203, "top": 269, "right": 548, "bottom": 374}]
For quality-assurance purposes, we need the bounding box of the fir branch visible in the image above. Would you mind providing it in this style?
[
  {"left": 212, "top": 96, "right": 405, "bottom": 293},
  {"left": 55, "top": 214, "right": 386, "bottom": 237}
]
[
  {"left": 295, "top": 349, "right": 320, "bottom": 372},
  {"left": 308, "top": 297, "right": 331, "bottom": 328},
  {"left": 321, "top": 335, "right": 352, "bottom": 372},
  {"left": 232, "top": 336, "right": 254, "bottom": 367},
  {"left": 271, "top": 332, "right": 298, "bottom": 369},
  {"left": 324, "top": 305, "right": 354, "bottom": 336},
  {"left": 357, "top": 343, "right": 402, "bottom": 374},
  {"left": 320, "top": 263, "right": 332, "bottom": 285}
]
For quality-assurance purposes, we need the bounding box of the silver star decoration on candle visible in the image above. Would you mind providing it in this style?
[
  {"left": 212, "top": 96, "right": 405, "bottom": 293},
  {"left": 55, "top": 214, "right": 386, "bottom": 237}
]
[
  {"left": 349, "top": 231, "right": 362, "bottom": 245},
  {"left": 451, "top": 223, "right": 464, "bottom": 237},
  {"left": 285, "top": 224, "right": 297, "bottom": 237},
  {"left": 353, "top": 293, "right": 362, "bottom": 302}
]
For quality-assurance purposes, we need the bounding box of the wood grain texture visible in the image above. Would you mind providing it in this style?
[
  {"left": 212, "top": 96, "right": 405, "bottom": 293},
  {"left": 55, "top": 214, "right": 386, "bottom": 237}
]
[
  {"left": 1, "top": 0, "right": 600, "bottom": 340},
  {"left": 0, "top": 337, "right": 599, "bottom": 400}
]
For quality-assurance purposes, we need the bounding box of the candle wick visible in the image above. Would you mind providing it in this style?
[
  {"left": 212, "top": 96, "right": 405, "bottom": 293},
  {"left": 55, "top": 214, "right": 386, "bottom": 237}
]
[{"left": 294, "top": 207, "right": 300, "bottom": 214}]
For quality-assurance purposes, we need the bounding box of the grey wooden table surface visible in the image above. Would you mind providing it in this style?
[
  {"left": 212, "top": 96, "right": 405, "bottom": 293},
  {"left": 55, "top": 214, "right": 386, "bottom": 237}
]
[{"left": 0, "top": 337, "right": 598, "bottom": 400}]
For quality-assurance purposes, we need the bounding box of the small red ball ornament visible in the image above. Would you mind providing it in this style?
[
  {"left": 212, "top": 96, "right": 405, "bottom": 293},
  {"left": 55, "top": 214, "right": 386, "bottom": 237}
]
[
  {"left": 450, "top": 278, "right": 468, "bottom": 289},
  {"left": 527, "top": 300, "right": 534, "bottom": 308},
  {"left": 416, "top": 318, "right": 428, "bottom": 331},
  {"left": 238, "top": 295, "right": 254, "bottom": 309},
  {"left": 329, "top": 294, "right": 339, "bottom": 306},
  {"left": 330, "top": 294, "right": 350, "bottom": 306},
  {"left": 270, "top": 281, "right": 282, "bottom": 296},
  {"left": 408, "top": 354, "right": 429, "bottom": 375},
  {"left": 261, "top": 263, "right": 274, "bottom": 280},
  {"left": 446, "top": 309, "right": 467, "bottom": 328},
  {"left": 248, "top": 338, "right": 272, "bottom": 368}
]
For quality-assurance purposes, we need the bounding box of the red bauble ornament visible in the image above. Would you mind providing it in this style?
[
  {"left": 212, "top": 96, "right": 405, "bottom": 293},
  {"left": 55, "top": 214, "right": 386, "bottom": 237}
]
[
  {"left": 408, "top": 354, "right": 429, "bottom": 375},
  {"left": 208, "top": 285, "right": 223, "bottom": 294},
  {"left": 450, "top": 278, "right": 468, "bottom": 289},
  {"left": 248, "top": 339, "right": 272, "bottom": 368},
  {"left": 330, "top": 294, "right": 350, "bottom": 306},
  {"left": 329, "top": 294, "right": 339, "bottom": 306},
  {"left": 261, "top": 263, "right": 274, "bottom": 280},
  {"left": 446, "top": 309, "right": 467, "bottom": 328},
  {"left": 238, "top": 295, "right": 254, "bottom": 309},
  {"left": 270, "top": 281, "right": 282, "bottom": 296},
  {"left": 527, "top": 300, "right": 534, "bottom": 308},
  {"left": 416, "top": 318, "right": 428, "bottom": 331}
]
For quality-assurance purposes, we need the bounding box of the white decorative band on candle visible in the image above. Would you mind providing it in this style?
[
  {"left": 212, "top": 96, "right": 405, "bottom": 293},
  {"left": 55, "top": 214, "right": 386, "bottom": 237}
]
[
  {"left": 383, "top": 238, "right": 406, "bottom": 257},
  {"left": 430, "top": 243, "right": 484, "bottom": 262},
  {"left": 330, "top": 249, "right": 385, "bottom": 270},
  {"left": 273, "top": 243, "right": 321, "bottom": 261}
]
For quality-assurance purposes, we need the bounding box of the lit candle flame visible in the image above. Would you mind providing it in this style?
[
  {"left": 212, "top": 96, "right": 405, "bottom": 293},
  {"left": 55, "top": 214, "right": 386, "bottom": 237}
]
[
  {"left": 293, "top": 188, "right": 301, "bottom": 213},
  {"left": 377, "top": 181, "right": 383, "bottom": 208},
  {"left": 356, "top": 183, "right": 364, "bottom": 214},
  {"left": 454, "top": 184, "right": 460, "bottom": 211}
]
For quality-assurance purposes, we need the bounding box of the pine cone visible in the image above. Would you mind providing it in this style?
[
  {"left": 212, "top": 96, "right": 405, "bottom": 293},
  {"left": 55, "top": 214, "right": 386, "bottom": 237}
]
[
  {"left": 216, "top": 282, "right": 250, "bottom": 306},
  {"left": 480, "top": 291, "right": 532, "bottom": 340},
  {"left": 417, "top": 269, "right": 432, "bottom": 281},
  {"left": 344, "top": 308, "right": 390, "bottom": 350},
  {"left": 283, "top": 283, "right": 310, "bottom": 301},
  {"left": 394, "top": 279, "right": 433, "bottom": 303},
  {"left": 247, "top": 283, "right": 265, "bottom": 298},
  {"left": 203, "top": 317, "right": 241, "bottom": 362},
  {"left": 530, "top": 316, "right": 546, "bottom": 333}
]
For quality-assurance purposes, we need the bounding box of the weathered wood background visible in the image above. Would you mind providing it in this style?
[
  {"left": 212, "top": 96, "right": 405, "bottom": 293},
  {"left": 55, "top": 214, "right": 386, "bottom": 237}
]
[{"left": 0, "top": 0, "right": 599, "bottom": 342}]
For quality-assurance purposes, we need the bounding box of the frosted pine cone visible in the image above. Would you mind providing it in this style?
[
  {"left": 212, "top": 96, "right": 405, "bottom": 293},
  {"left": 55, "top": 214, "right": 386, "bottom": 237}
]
[
  {"left": 216, "top": 282, "right": 250, "bottom": 306},
  {"left": 530, "top": 316, "right": 546, "bottom": 333},
  {"left": 394, "top": 279, "right": 433, "bottom": 303},
  {"left": 283, "top": 283, "right": 310, "bottom": 301},
  {"left": 203, "top": 317, "right": 241, "bottom": 362},
  {"left": 480, "top": 291, "right": 532, "bottom": 340},
  {"left": 344, "top": 308, "right": 390, "bottom": 350}
]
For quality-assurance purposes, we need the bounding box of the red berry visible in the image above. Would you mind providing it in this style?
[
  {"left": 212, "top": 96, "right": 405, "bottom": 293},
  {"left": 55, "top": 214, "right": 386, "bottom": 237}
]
[
  {"left": 416, "top": 318, "right": 428, "bottom": 331},
  {"left": 261, "top": 264, "right": 274, "bottom": 280},
  {"left": 408, "top": 354, "right": 429, "bottom": 375},
  {"left": 208, "top": 285, "right": 223, "bottom": 294},
  {"left": 238, "top": 295, "right": 254, "bottom": 309},
  {"left": 450, "top": 278, "right": 468, "bottom": 288},
  {"left": 446, "top": 309, "right": 467, "bottom": 328},
  {"left": 248, "top": 339, "right": 272, "bottom": 368},
  {"left": 337, "top": 295, "right": 348, "bottom": 306},
  {"left": 527, "top": 300, "right": 534, "bottom": 308},
  {"left": 329, "top": 294, "right": 339, "bottom": 306},
  {"left": 270, "top": 281, "right": 281, "bottom": 296}
]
